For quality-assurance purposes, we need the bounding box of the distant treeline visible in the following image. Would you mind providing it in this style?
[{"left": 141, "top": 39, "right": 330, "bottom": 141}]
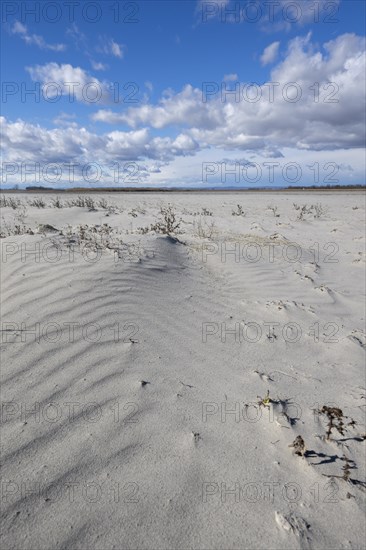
[
  {"left": 0, "top": 184, "right": 365, "bottom": 193},
  {"left": 287, "top": 184, "right": 365, "bottom": 190}
]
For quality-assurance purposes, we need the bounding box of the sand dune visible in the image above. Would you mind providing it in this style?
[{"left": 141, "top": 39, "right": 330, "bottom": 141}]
[{"left": 1, "top": 192, "right": 365, "bottom": 549}]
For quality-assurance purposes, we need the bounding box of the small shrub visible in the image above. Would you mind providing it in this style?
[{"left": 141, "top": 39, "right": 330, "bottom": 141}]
[
  {"left": 0, "top": 196, "right": 21, "bottom": 209},
  {"left": 0, "top": 217, "right": 34, "bottom": 238},
  {"left": 28, "top": 198, "right": 46, "bottom": 208},
  {"left": 341, "top": 455, "right": 354, "bottom": 481},
  {"left": 232, "top": 204, "right": 246, "bottom": 217},
  {"left": 97, "top": 198, "right": 109, "bottom": 209},
  {"left": 58, "top": 223, "right": 145, "bottom": 262},
  {"left": 151, "top": 205, "right": 182, "bottom": 235},
  {"left": 72, "top": 196, "right": 85, "bottom": 207},
  {"left": 84, "top": 196, "right": 95, "bottom": 209},
  {"left": 66, "top": 195, "right": 95, "bottom": 208},
  {"left": 313, "top": 203, "right": 327, "bottom": 219},
  {"left": 318, "top": 406, "right": 345, "bottom": 440},
  {"left": 293, "top": 203, "right": 326, "bottom": 220},
  {"left": 194, "top": 216, "right": 216, "bottom": 239},
  {"left": 14, "top": 204, "right": 28, "bottom": 224},
  {"left": 289, "top": 435, "right": 306, "bottom": 456},
  {"left": 293, "top": 203, "right": 311, "bottom": 220},
  {"left": 257, "top": 390, "right": 272, "bottom": 408},
  {"left": 185, "top": 208, "right": 213, "bottom": 217},
  {"left": 51, "top": 196, "right": 63, "bottom": 208},
  {"left": 136, "top": 226, "right": 150, "bottom": 235},
  {"left": 267, "top": 205, "right": 280, "bottom": 217},
  {"left": 323, "top": 454, "right": 358, "bottom": 483},
  {"left": 61, "top": 223, "right": 116, "bottom": 250}
]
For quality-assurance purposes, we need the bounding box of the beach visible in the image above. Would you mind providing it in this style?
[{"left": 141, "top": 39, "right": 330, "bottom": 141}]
[{"left": 1, "top": 190, "right": 365, "bottom": 549}]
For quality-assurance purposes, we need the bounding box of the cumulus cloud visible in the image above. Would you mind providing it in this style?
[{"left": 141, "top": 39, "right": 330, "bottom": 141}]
[
  {"left": 11, "top": 20, "right": 65, "bottom": 51},
  {"left": 0, "top": 117, "right": 200, "bottom": 168},
  {"left": 92, "top": 84, "right": 224, "bottom": 129},
  {"left": 52, "top": 112, "right": 78, "bottom": 128},
  {"left": 2, "top": 114, "right": 363, "bottom": 187},
  {"left": 92, "top": 33, "right": 365, "bottom": 152},
  {"left": 260, "top": 41, "right": 280, "bottom": 65},
  {"left": 26, "top": 63, "right": 110, "bottom": 104}
]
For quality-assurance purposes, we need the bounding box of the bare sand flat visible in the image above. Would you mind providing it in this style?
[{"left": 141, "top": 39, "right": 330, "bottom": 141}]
[{"left": 1, "top": 191, "right": 365, "bottom": 549}]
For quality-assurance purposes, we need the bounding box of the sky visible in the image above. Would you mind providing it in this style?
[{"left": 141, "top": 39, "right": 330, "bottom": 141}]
[{"left": 1, "top": 0, "right": 365, "bottom": 188}]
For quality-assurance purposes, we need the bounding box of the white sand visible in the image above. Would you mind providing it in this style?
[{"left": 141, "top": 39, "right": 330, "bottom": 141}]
[{"left": 1, "top": 191, "right": 365, "bottom": 549}]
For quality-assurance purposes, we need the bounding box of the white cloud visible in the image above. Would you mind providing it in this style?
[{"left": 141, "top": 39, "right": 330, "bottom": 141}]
[
  {"left": 92, "top": 33, "right": 365, "bottom": 153},
  {"left": 92, "top": 84, "right": 224, "bottom": 129},
  {"left": 0, "top": 117, "right": 200, "bottom": 169},
  {"left": 12, "top": 21, "right": 27, "bottom": 34},
  {"left": 110, "top": 40, "right": 123, "bottom": 58},
  {"left": 66, "top": 23, "right": 88, "bottom": 53},
  {"left": 91, "top": 61, "right": 108, "bottom": 71},
  {"left": 1, "top": 115, "right": 364, "bottom": 187},
  {"left": 26, "top": 63, "right": 110, "bottom": 104},
  {"left": 260, "top": 41, "right": 280, "bottom": 65},
  {"left": 52, "top": 112, "right": 78, "bottom": 128},
  {"left": 11, "top": 20, "right": 65, "bottom": 51},
  {"left": 97, "top": 38, "right": 125, "bottom": 58}
]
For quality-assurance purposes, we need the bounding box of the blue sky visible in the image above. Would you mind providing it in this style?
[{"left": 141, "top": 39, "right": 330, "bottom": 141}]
[{"left": 1, "top": 0, "right": 365, "bottom": 188}]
